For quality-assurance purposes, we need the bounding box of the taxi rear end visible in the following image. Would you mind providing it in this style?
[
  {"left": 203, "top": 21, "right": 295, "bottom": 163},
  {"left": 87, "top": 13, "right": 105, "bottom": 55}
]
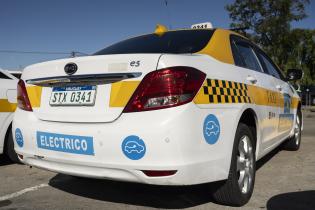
[{"left": 13, "top": 29, "right": 230, "bottom": 185}]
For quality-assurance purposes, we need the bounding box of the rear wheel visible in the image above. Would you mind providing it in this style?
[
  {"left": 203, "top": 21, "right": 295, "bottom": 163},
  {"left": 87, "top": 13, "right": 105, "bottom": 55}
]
[
  {"left": 212, "top": 123, "right": 256, "bottom": 206},
  {"left": 5, "top": 128, "right": 20, "bottom": 163},
  {"left": 283, "top": 110, "right": 302, "bottom": 151}
]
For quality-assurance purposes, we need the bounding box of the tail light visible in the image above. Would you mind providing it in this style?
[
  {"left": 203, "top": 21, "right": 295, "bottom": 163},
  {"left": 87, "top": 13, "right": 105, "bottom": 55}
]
[
  {"left": 123, "top": 66, "right": 206, "bottom": 113},
  {"left": 17, "top": 79, "right": 33, "bottom": 111}
]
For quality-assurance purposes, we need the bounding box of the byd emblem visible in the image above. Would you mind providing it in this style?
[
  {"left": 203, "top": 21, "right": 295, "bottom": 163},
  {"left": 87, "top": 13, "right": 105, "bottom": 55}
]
[{"left": 64, "top": 63, "right": 78, "bottom": 75}]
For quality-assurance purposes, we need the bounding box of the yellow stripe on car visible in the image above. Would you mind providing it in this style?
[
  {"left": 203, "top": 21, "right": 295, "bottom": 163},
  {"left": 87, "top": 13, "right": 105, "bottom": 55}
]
[
  {"left": 194, "top": 78, "right": 299, "bottom": 109},
  {"left": 109, "top": 81, "right": 140, "bottom": 107},
  {"left": 194, "top": 78, "right": 251, "bottom": 104},
  {"left": 108, "top": 78, "right": 300, "bottom": 109},
  {"left": 26, "top": 86, "right": 42, "bottom": 108},
  {"left": 291, "top": 97, "right": 300, "bottom": 109},
  {"left": 197, "top": 29, "right": 236, "bottom": 64},
  {"left": 0, "top": 99, "right": 17, "bottom": 112},
  {"left": 247, "top": 85, "right": 280, "bottom": 107}
]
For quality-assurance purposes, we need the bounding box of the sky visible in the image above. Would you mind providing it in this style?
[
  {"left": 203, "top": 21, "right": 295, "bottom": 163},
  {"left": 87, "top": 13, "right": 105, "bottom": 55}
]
[{"left": 0, "top": 0, "right": 314, "bottom": 70}]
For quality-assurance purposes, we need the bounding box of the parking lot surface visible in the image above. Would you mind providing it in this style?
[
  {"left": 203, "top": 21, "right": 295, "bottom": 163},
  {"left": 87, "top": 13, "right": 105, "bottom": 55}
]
[{"left": 0, "top": 112, "right": 314, "bottom": 210}]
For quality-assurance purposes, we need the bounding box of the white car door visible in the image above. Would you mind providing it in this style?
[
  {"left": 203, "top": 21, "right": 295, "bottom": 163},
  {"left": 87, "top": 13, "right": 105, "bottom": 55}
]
[
  {"left": 231, "top": 38, "right": 280, "bottom": 151},
  {"left": 254, "top": 49, "right": 295, "bottom": 144}
]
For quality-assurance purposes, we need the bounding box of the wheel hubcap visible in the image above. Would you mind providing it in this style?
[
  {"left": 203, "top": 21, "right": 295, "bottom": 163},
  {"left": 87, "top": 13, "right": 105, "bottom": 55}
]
[
  {"left": 237, "top": 135, "right": 254, "bottom": 194},
  {"left": 294, "top": 115, "right": 301, "bottom": 145}
]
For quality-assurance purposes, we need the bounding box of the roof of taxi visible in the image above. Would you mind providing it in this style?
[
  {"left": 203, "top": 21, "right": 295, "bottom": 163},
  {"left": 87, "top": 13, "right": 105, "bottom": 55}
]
[
  {"left": 155, "top": 27, "right": 247, "bottom": 38},
  {"left": 113, "top": 27, "right": 247, "bottom": 42},
  {"left": 151, "top": 28, "right": 248, "bottom": 64}
]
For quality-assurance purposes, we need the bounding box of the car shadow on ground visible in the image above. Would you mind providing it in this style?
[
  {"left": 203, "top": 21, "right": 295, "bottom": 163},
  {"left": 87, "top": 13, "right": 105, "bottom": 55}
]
[
  {"left": 267, "top": 190, "right": 315, "bottom": 210},
  {"left": 256, "top": 144, "right": 282, "bottom": 171},
  {"left": 49, "top": 174, "right": 220, "bottom": 209},
  {"left": 0, "top": 155, "right": 13, "bottom": 166},
  {"left": 48, "top": 144, "right": 285, "bottom": 209}
]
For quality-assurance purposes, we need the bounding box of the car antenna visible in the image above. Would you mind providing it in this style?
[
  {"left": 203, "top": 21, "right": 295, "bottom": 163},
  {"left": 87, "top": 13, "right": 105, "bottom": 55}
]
[{"left": 163, "top": 0, "right": 172, "bottom": 29}]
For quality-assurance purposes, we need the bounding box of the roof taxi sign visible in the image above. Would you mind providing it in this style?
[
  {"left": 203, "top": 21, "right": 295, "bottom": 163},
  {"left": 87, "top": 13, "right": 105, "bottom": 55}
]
[{"left": 191, "top": 22, "right": 213, "bottom": 29}]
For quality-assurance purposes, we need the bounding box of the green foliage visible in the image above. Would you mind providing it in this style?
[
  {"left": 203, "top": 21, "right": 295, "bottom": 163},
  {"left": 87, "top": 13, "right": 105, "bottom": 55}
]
[{"left": 226, "top": 0, "right": 315, "bottom": 85}]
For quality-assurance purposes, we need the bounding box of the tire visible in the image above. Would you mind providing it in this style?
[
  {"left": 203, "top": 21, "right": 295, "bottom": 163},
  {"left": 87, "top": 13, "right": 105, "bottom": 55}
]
[
  {"left": 212, "top": 123, "right": 256, "bottom": 206},
  {"left": 5, "top": 128, "right": 20, "bottom": 163},
  {"left": 283, "top": 110, "right": 302, "bottom": 151}
]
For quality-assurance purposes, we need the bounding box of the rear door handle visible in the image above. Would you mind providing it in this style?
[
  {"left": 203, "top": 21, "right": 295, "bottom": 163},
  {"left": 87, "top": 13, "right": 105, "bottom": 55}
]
[{"left": 246, "top": 75, "right": 257, "bottom": 84}]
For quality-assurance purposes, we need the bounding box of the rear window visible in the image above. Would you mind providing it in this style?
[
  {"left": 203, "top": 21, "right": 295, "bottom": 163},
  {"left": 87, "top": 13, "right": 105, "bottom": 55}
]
[
  {"left": 11, "top": 73, "right": 22, "bottom": 79},
  {"left": 94, "top": 30, "right": 214, "bottom": 55}
]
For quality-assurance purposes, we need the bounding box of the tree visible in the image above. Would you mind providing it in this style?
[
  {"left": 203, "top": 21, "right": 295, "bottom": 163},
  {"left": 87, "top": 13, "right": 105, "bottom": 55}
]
[
  {"left": 226, "top": 0, "right": 314, "bottom": 85},
  {"left": 285, "top": 29, "right": 315, "bottom": 85}
]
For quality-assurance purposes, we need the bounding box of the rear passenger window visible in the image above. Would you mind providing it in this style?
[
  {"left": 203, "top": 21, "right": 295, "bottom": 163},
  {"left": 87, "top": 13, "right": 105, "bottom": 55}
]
[
  {"left": 0, "top": 72, "right": 11, "bottom": 79},
  {"left": 231, "top": 41, "right": 246, "bottom": 68},
  {"left": 234, "top": 43, "right": 262, "bottom": 72}
]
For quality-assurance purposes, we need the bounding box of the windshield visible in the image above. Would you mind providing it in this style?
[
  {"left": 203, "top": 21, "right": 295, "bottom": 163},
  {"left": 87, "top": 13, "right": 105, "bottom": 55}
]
[{"left": 94, "top": 29, "right": 214, "bottom": 55}]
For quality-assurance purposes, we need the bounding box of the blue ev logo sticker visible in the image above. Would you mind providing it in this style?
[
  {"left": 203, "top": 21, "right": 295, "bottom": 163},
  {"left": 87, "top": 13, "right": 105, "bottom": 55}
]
[
  {"left": 122, "top": 135, "right": 146, "bottom": 160},
  {"left": 15, "top": 128, "right": 24, "bottom": 147},
  {"left": 203, "top": 114, "right": 220, "bottom": 144}
]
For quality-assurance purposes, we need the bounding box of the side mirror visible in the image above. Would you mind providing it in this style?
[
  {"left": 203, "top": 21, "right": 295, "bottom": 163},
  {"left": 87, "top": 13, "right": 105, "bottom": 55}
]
[{"left": 286, "top": 69, "right": 303, "bottom": 81}]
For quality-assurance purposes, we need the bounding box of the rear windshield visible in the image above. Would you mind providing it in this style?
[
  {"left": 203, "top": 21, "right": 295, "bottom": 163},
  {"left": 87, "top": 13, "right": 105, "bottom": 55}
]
[
  {"left": 12, "top": 73, "right": 22, "bottom": 79},
  {"left": 94, "top": 29, "right": 214, "bottom": 55}
]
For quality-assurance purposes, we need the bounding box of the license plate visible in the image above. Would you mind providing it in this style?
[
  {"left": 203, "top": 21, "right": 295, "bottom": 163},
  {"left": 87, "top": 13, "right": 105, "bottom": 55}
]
[
  {"left": 37, "top": 131, "right": 94, "bottom": 155},
  {"left": 50, "top": 85, "right": 96, "bottom": 106}
]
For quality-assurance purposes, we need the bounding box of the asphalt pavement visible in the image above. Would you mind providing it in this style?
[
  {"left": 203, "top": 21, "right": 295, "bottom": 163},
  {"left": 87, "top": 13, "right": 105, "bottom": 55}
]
[{"left": 0, "top": 111, "right": 314, "bottom": 210}]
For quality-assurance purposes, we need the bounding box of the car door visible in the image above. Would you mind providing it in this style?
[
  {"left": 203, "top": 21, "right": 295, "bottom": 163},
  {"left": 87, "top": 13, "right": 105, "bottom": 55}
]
[
  {"left": 0, "top": 71, "right": 14, "bottom": 152},
  {"left": 230, "top": 36, "right": 281, "bottom": 150},
  {"left": 254, "top": 49, "right": 295, "bottom": 139}
]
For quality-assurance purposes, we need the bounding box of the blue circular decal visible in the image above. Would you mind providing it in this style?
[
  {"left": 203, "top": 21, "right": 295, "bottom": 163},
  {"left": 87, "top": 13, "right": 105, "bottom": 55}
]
[
  {"left": 15, "top": 128, "right": 24, "bottom": 147},
  {"left": 203, "top": 114, "right": 220, "bottom": 144},
  {"left": 121, "top": 135, "right": 146, "bottom": 160}
]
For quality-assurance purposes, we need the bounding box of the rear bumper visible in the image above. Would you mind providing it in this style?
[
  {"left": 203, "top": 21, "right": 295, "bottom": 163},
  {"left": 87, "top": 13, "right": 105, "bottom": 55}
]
[
  {"left": 13, "top": 103, "right": 240, "bottom": 185},
  {"left": 19, "top": 154, "right": 225, "bottom": 185}
]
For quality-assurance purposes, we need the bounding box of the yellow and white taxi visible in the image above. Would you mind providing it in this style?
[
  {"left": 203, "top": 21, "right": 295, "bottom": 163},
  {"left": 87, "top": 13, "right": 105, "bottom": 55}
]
[
  {"left": 13, "top": 24, "right": 302, "bottom": 206},
  {"left": 0, "top": 69, "right": 21, "bottom": 162}
]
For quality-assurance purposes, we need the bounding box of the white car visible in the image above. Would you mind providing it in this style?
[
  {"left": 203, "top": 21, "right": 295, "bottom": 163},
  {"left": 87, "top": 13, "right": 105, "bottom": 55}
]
[
  {"left": 13, "top": 26, "right": 302, "bottom": 206},
  {"left": 0, "top": 69, "right": 21, "bottom": 162}
]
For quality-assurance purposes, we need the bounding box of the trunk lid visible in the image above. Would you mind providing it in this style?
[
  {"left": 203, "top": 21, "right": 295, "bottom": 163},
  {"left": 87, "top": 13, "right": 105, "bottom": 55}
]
[{"left": 22, "top": 54, "right": 162, "bottom": 122}]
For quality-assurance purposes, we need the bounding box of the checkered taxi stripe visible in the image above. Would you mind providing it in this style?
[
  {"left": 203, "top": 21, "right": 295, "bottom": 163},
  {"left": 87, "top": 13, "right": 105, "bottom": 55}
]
[{"left": 200, "top": 78, "right": 252, "bottom": 104}]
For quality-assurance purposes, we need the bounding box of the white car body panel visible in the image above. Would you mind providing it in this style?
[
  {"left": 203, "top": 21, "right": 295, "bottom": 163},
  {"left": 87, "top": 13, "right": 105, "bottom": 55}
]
[{"left": 0, "top": 69, "right": 19, "bottom": 154}]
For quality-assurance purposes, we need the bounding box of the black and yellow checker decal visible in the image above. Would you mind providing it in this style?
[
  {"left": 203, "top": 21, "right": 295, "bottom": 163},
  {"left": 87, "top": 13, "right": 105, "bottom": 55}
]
[{"left": 194, "top": 78, "right": 252, "bottom": 104}]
